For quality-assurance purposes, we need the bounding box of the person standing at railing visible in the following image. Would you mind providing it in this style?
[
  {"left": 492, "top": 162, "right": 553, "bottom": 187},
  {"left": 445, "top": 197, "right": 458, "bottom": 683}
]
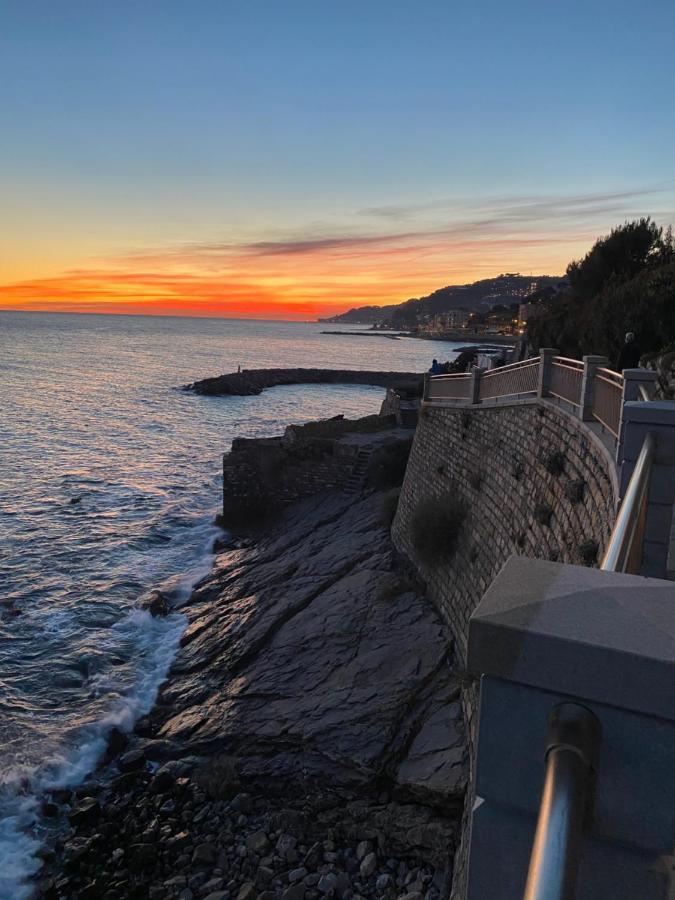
[
  {"left": 429, "top": 358, "right": 442, "bottom": 375},
  {"left": 616, "top": 332, "right": 641, "bottom": 372}
]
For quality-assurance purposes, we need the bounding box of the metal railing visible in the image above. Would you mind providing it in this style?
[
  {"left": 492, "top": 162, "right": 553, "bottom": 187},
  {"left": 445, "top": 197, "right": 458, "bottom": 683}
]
[
  {"left": 600, "top": 431, "right": 655, "bottom": 573},
  {"left": 479, "top": 357, "right": 540, "bottom": 401},
  {"left": 523, "top": 703, "right": 600, "bottom": 900},
  {"left": 549, "top": 357, "right": 584, "bottom": 408},
  {"left": 426, "top": 372, "right": 471, "bottom": 401},
  {"left": 592, "top": 368, "right": 623, "bottom": 438}
]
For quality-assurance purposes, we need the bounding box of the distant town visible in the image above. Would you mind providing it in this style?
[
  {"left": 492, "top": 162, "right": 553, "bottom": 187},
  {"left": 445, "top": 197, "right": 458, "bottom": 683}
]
[{"left": 320, "top": 273, "right": 567, "bottom": 337}]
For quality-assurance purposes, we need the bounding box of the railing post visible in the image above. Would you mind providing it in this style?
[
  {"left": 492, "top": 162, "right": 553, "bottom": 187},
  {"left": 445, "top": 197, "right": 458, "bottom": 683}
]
[
  {"left": 616, "top": 369, "right": 659, "bottom": 463},
  {"left": 423, "top": 372, "right": 431, "bottom": 402},
  {"left": 469, "top": 366, "right": 484, "bottom": 405},
  {"left": 537, "top": 348, "right": 559, "bottom": 398},
  {"left": 579, "top": 355, "right": 609, "bottom": 422}
]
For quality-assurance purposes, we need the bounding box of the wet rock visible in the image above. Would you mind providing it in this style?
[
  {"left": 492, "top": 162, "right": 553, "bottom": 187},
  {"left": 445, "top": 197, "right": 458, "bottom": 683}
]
[
  {"left": 192, "top": 843, "right": 217, "bottom": 866},
  {"left": 68, "top": 797, "right": 101, "bottom": 827},
  {"left": 41, "top": 801, "right": 59, "bottom": 818},
  {"left": 140, "top": 589, "right": 171, "bottom": 617},
  {"left": 246, "top": 830, "right": 270, "bottom": 854},
  {"left": 119, "top": 748, "right": 146, "bottom": 772},
  {"left": 288, "top": 867, "right": 307, "bottom": 883},
  {"left": 283, "top": 885, "right": 306, "bottom": 900},
  {"left": 236, "top": 884, "right": 256, "bottom": 900},
  {"left": 359, "top": 852, "right": 377, "bottom": 879}
]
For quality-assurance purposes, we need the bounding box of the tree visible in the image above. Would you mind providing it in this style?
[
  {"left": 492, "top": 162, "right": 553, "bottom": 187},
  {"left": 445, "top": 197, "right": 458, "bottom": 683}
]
[{"left": 567, "top": 218, "right": 666, "bottom": 300}]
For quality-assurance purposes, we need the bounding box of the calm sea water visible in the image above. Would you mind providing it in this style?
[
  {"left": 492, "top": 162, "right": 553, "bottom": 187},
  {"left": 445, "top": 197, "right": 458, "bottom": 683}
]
[{"left": 0, "top": 311, "right": 464, "bottom": 897}]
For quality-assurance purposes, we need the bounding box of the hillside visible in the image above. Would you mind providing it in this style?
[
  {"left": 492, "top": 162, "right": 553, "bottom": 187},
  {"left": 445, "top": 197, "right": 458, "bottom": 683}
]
[{"left": 320, "top": 273, "right": 565, "bottom": 327}]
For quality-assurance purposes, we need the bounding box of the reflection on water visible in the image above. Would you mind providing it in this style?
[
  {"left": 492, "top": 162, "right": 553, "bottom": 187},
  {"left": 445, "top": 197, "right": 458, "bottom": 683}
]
[{"left": 0, "top": 311, "right": 464, "bottom": 894}]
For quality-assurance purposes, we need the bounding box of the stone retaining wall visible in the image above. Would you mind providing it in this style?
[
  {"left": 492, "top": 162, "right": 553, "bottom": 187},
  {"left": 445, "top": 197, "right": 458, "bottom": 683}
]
[{"left": 391, "top": 398, "right": 619, "bottom": 897}]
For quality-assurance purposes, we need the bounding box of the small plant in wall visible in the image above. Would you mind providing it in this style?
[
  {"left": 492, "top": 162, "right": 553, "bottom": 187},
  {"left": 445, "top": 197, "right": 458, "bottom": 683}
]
[
  {"left": 411, "top": 490, "right": 468, "bottom": 567},
  {"left": 544, "top": 450, "right": 566, "bottom": 476},
  {"left": 534, "top": 503, "right": 553, "bottom": 527},
  {"left": 511, "top": 457, "right": 525, "bottom": 481},
  {"left": 578, "top": 538, "right": 599, "bottom": 567},
  {"left": 468, "top": 468, "right": 484, "bottom": 490},
  {"left": 564, "top": 479, "right": 586, "bottom": 504}
]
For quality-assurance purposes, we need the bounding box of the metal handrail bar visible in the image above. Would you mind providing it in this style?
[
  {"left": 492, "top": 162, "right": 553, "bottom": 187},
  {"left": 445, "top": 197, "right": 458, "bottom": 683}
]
[
  {"left": 600, "top": 431, "right": 655, "bottom": 573},
  {"left": 552, "top": 356, "right": 584, "bottom": 368},
  {"left": 481, "top": 356, "right": 541, "bottom": 377},
  {"left": 429, "top": 372, "right": 471, "bottom": 380},
  {"left": 523, "top": 703, "right": 600, "bottom": 900},
  {"left": 595, "top": 367, "right": 623, "bottom": 385}
]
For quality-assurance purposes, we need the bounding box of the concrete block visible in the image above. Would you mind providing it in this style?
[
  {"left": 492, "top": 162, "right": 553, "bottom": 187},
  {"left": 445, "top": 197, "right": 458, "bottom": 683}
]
[{"left": 468, "top": 556, "right": 675, "bottom": 721}]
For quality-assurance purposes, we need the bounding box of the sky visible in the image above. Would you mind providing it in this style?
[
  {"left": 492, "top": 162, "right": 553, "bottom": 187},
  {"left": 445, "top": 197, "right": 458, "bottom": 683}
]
[{"left": 1, "top": 0, "right": 675, "bottom": 320}]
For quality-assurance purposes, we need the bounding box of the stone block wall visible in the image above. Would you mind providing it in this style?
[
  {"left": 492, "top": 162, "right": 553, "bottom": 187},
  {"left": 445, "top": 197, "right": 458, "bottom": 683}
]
[
  {"left": 391, "top": 398, "right": 619, "bottom": 898},
  {"left": 392, "top": 399, "right": 618, "bottom": 665}
]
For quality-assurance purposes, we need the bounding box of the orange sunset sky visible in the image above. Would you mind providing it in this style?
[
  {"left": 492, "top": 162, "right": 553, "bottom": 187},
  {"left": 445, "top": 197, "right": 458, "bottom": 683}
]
[{"left": 2, "top": 3, "right": 674, "bottom": 320}]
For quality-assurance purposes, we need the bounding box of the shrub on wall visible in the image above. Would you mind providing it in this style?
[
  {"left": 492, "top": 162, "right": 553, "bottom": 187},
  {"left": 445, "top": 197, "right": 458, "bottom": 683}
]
[
  {"left": 544, "top": 451, "right": 566, "bottom": 476},
  {"left": 534, "top": 503, "right": 553, "bottom": 527},
  {"left": 565, "top": 479, "right": 586, "bottom": 504},
  {"left": 578, "top": 539, "right": 599, "bottom": 566},
  {"left": 411, "top": 492, "right": 467, "bottom": 566}
]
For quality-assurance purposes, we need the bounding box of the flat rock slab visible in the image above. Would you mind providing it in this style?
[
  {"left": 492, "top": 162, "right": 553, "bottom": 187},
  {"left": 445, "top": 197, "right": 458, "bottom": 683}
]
[{"left": 154, "top": 490, "right": 466, "bottom": 802}]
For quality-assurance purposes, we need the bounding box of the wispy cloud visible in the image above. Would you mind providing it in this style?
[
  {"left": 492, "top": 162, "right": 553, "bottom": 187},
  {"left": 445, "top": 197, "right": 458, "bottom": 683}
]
[{"left": 1, "top": 185, "right": 673, "bottom": 317}]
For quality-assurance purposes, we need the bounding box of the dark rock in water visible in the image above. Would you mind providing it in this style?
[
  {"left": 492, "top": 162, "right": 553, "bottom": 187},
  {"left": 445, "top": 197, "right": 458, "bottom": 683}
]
[
  {"left": 106, "top": 727, "right": 129, "bottom": 758},
  {"left": 68, "top": 798, "right": 101, "bottom": 827},
  {"left": 139, "top": 589, "right": 170, "bottom": 617},
  {"left": 119, "top": 748, "right": 146, "bottom": 772},
  {"left": 41, "top": 801, "right": 59, "bottom": 818},
  {"left": 69, "top": 497, "right": 82, "bottom": 504},
  {"left": 149, "top": 769, "right": 175, "bottom": 794}
]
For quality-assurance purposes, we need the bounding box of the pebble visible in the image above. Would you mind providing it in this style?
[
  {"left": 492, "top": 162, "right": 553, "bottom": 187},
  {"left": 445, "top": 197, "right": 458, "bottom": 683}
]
[{"left": 359, "top": 852, "right": 377, "bottom": 878}]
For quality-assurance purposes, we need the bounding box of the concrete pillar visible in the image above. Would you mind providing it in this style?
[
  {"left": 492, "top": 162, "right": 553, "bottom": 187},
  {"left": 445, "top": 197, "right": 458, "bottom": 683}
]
[
  {"left": 423, "top": 372, "right": 431, "bottom": 402},
  {"left": 465, "top": 556, "right": 675, "bottom": 899},
  {"left": 616, "top": 400, "right": 675, "bottom": 578},
  {"left": 537, "top": 348, "right": 559, "bottom": 398},
  {"left": 616, "top": 369, "right": 659, "bottom": 451},
  {"left": 579, "top": 355, "right": 609, "bottom": 421},
  {"left": 469, "top": 366, "right": 484, "bottom": 405}
]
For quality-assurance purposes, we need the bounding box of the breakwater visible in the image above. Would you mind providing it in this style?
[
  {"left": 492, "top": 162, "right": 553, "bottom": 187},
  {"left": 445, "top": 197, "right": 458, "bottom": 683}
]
[{"left": 186, "top": 369, "right": 423, "bottom": 397}]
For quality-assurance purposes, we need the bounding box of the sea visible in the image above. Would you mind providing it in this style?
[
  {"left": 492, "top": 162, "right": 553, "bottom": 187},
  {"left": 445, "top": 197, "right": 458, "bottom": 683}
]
[{"left": 0, "top": 311, "right": 465, "bottom": 898}]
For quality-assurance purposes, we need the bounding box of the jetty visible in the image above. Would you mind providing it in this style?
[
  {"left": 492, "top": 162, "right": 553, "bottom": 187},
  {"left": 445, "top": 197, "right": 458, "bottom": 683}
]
[{"left": 186, "top": 367, "right": 423, "bottom": 396}]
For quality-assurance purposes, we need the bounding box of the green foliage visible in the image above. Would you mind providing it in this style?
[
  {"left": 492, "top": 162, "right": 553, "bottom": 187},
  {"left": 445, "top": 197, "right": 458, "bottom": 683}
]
[
  {"left": 366, "top": 439, "right": 413, "bottom": 490},
  {"left": 578, "top": 539, "right": 599, "bottom": 567},
  {"left": 411, "top": 493, "right": 467, "bottom": 566},
  {"left": 567, "top": 218, "right": 668, "bottom": 300},
  {"left": 468, "top": 468, "right": 484, "bottom": 490},
  {"left": 529, "top": 220, "right": 675, "bottom": 361},
  {"left": 535, "top": 503, "right": 553, "bottom": 527},
  {"left": 565, "top": 480, "right": 586, "bottom": 504},
  {"left": 544, "top": 451, "right": 566, "bottom": 476}
]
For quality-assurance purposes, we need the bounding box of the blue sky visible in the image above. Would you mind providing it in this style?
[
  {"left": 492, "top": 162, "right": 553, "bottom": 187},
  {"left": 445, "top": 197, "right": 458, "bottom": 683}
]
[{"left": 1, "top": 0, "right": 674, "bottom": 316}]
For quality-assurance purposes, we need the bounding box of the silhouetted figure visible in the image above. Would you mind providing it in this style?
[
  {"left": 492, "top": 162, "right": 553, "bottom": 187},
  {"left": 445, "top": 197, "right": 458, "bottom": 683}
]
[
  {"left": 429, "top": 358, "right": 442, "bottom": 374},
  {"left": 616, "top": 332, "right": 641, "bottom": 371}
]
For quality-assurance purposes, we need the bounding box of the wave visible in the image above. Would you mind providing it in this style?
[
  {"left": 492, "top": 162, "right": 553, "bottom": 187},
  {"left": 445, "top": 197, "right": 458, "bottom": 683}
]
[{"left": 0, "top": 521, "right": 220, "bottom": 899}]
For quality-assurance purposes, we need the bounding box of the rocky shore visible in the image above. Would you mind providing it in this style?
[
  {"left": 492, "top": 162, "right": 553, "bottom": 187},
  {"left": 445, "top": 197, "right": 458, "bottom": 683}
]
[
  {"left": 185, "top": 370, "right": 423, "bottom": 397},
  {"left": 35, "top": 465, "right": 465, "bottom": 899}
]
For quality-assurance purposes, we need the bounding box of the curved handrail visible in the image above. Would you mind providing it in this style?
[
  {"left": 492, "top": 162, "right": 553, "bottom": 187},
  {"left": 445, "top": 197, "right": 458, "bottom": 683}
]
[{"left": 600, "top": 432, "right": 655, "bottom": 573}]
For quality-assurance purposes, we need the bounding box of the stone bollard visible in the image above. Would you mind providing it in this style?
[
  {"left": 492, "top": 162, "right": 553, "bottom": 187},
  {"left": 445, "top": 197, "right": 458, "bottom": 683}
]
[
  {"left": 469, "top": 366, "right": 485, "bottom": 405},
  {"left": 537, "top": 348, "right": 559, "bottom": 398},
  {"left": 579, "top": 355, "right": 609, "bottom": 421}
]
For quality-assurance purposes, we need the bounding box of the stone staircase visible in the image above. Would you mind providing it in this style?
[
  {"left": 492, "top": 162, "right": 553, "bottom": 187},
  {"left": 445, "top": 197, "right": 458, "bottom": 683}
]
[{"left": 343, "top": 445, "right": 374, "bottom": 494}]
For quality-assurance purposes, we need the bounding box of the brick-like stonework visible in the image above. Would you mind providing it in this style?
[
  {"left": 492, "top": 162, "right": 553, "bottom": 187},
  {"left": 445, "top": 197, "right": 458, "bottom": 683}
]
[
  {"left": 393, "top": 399, "right": 618, "bottom": 664},
  {"left": 391, "top": 398, "right": 619, "bottom": 898}
]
